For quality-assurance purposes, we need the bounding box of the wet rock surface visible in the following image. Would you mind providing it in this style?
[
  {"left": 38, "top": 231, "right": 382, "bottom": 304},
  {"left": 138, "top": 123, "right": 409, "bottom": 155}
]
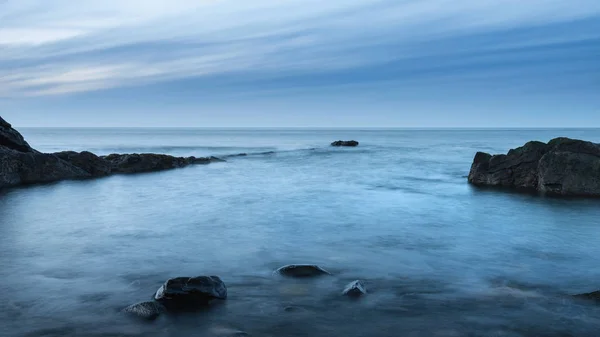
[
  {"left": 342, "top": 280, "right": 366, "bottom": 297},
  {"left": 122, "top": 301, "right": 165, "bottom": 320},
  {"left": 154, "top": 276, "right": 227, "bottom": 310},
  {"left": 468, "top": 137, "right": 600, "bottom": 197},
  {"left": 275, "top": 265, "right": 331, "bottom": 278},
  {"left": 331, "top": 140, "right": 359, "bottom": 147}
]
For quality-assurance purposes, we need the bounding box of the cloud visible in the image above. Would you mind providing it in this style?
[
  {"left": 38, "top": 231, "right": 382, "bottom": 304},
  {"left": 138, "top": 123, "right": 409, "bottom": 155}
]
[{"left": 0, "top": 0, "right": 599, "bottom": 97}]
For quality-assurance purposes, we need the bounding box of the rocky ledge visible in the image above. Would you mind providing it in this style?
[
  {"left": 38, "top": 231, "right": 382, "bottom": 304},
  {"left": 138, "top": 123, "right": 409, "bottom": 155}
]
[
  {"left": 468, "top": 137, "right": 600, "bottom": 197},
  {"left": 0, "top": 116, "right": 224, "bottom": 190}
]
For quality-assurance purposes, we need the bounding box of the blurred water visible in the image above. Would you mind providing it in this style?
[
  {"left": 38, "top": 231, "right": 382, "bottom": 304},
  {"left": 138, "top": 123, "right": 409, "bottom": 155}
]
[{"left": 1, "top": 128, "right": 600, "bottom": 337}]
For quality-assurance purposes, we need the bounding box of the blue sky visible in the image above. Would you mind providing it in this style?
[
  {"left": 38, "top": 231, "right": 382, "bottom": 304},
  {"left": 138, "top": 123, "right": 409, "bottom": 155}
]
[{"left": 0, "top": 0, "right": 599, "bottom": 127}]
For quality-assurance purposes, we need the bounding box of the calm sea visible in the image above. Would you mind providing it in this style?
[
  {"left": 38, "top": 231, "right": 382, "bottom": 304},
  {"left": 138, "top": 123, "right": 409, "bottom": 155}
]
[{"left": 2, "top": 128, "right": 600, "bottom": 337}]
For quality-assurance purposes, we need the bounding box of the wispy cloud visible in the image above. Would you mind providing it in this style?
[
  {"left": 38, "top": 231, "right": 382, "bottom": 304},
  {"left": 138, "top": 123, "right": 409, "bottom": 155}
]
[{"left": 0, "top": 0, "right": 599, "bottom": 98}]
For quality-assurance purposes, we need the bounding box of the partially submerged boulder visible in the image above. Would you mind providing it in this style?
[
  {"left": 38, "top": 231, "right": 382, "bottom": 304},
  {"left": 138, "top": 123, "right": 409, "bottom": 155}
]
[
  {"left": 468, "top": 137, "right": 600, "bottom": 197},
  {"left": 154, "top": 276, "right": 227, "bottom": 310},
  {"left": 274, "top": 264, "right": 331, "bottom": 278},
  {"left": 342, "top": 280, "right": 367, "bottom": 297},
  {"left": 331, "top": 140, "right": 359, "bottom": 147},
  {"left": 123, "top": 301, "right": 165, "bottom": 320}
]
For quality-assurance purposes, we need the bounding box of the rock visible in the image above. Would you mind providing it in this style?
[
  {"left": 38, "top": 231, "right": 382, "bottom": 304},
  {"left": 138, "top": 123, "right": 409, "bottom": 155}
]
[
  {"left": 0, "top": 116, "right": 35, "bottom": 152},
  {"left": 123, "top": 301, "right": 165, "bottom": 320},
  {"left": 154, "top": 276, "right": 227, "bottom": 310},
  {"left": 274, "top": 264, "right": 331, "bottom": 277},
  {"left": 0, "top": 115, "right": 226, "bottom": 190},
  {"left": 574, "top": 290, "right": 600, "bottom": 302},
  {"left": 331, "top": 140, "right": 359, "bottom": 147},
  {"left": 101, "top": 154, "right": 224, "bottom": 174},
  {"left": 342, "top": 280, "right": 367, "bottom": 297},
  {"left": 0, "top": 147, "right": 91, "bottom": 189},
  {"left": 468, "top": 137, "right": 600, "bottom": 197},
  {"left": 54, "top": 151, "right": 112, "bottom": 177}
]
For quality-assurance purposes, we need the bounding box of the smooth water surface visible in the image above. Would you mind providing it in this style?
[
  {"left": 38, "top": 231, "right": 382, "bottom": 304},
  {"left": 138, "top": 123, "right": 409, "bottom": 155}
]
[{"left": 2, "top": 128, "right": 600, "bottom": 337}]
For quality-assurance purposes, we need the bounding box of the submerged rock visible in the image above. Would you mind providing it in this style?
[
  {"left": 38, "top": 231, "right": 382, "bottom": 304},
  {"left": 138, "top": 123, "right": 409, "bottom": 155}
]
[
  {"left": 275, "top": 264, "right": 331, "bottom": 277},
  {"left": 331, "top": 140, "right": 359, "bottom": 147},
  {"left": 468, "top": 137, "right": 600, "bottom": 197},
  {"left": 342, "top": 280, "right": 367, "bottom": 297},
  {"left": 123, "top": 301, "right": 165, "bottom": 320},
  {"left": 154, "top": 276, "right": 227, "bottom": 310}
]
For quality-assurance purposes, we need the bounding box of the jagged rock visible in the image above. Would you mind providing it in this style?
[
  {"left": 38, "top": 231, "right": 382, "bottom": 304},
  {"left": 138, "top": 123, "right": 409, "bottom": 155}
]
[
  {"left": 102, "top": 154, "right": 224, "bottom": 174},
  {"left": 468, "top": 137, "right": 600, "bottom": 197},
  {"left": 54, "top": 151, "right": 112, "bottom": 177},
  {"left": 331, "top": 140, "right": 359, "bottom": 147},
  {"left": 154, "top": 276, "right": 227, "bottom": 310},
  {"left": 342, "top": 280, "right": 367, "bottom": 297},
  {"left": 0, "top": 116, "right": 34, "bottom": 152},
  {"left": 274, "top": 264, "right": 331, "bottom": 278},
  {"left": 123, "top": 301, "right": 165, "bottom": 320}
]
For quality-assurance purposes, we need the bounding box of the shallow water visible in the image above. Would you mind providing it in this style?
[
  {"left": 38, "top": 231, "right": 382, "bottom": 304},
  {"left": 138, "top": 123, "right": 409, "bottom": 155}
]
[{"left": 2, "top": 128, "right": 600, "bottom": 337}]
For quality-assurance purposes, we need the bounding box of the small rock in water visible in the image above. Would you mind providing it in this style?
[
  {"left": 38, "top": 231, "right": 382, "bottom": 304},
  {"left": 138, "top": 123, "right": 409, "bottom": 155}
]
[
  {"left": 122, "top": 301, "right": 165, "bottom": 320},
  {"left": 342, "top": 280, "right": 367, "bottom": 297},
  {"left": 275, "top": 264, "right": 331, "bottom": 278},
  {"left": 154, "top": 276, "right": 227, "bottom": 310},
  {"left": 331, "top": 140, "right": 359, "bottom": 147}
]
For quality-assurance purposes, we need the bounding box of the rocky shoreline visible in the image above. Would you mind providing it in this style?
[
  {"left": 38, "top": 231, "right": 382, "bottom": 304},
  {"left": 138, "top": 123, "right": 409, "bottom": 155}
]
[
  {"left": 468, "top": 137, "right": 600, "bottom": 197},
  {"left": 0, "top": 116, "right": 224, "bottom": 190}
]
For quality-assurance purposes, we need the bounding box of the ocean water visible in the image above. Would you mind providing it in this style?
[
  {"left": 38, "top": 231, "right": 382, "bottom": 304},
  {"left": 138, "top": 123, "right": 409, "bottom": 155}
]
[{"left": 2, "top": 128, "right": 600, "bottom": 337}]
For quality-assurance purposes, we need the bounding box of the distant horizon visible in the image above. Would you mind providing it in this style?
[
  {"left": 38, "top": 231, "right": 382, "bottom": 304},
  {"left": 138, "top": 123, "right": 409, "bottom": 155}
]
[{"left": 14, "top": 125, "right": 600, "bottom": 130}]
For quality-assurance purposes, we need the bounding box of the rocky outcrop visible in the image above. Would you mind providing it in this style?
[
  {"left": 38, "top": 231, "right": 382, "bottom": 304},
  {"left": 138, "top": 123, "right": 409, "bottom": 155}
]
[
  {"left": 154, "top": 276, "right": 227, "bottom": 310},
  {"left": 468, "top": 137, "right": 600, "bottom": 197},
  {"left": 342, "top": 280, "right": 367, "bottom": 297},
  {"left": 0, "top": 116, "right": 35, "bottom": 152},
  {"left": 331, "top": 140, "right": 359, "bottom": 147},
  {"left": 0, "top": 115, "right": 225, "bottom": 190},
  {"left": 274, "top": 264, "right": 331, "bottom": 277}
]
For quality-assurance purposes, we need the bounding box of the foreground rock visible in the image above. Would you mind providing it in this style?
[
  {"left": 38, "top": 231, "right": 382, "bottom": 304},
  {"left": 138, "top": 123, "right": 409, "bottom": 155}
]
[
  {"left": 123, "top": 301, "right": 165, "bottom": 320},
  {"left": 0, "top": 115, "right": 225, "bottom": 190},
  {"left": 331, "top": 140, "right": 359, "bottom": 147},
  {"left": 154, "top": 276, "right": 227, "bottom": 310},
  {"left": 275, "top": 264, "right": 331, "bottom": 277},
  {"left": 342, "top": 280, "right": 367, "bottom": 297},
  {"left": 468, "top": 137, "right": 600, "bottom": 197}
]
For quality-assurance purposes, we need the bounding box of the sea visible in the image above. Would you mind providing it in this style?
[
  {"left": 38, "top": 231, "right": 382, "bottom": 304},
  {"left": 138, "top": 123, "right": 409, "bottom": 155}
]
[{"left": 1, "top": 128, "right": 600, "bottom": 337}]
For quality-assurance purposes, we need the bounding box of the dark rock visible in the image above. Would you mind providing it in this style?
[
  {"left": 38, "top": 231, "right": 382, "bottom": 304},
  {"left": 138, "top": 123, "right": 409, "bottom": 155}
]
[
  {"left": 468, "top": 137, "right": 600, "bottom": 197},
  {"left": 573, "top": 291, "right": 600, "bottom": 302},
  {"left": 123, "top": 301, "right": 165, "bottom": 320},
  {"left": 0, "top": 116, "right": 226, "bottom": 190},
  {"left": 331, "top": 140, "right": 359, "bottom": 147},
  {"left": 154, "top": 276, "right": 227, "bottom": 310},
  {"left": 0, "top": 116, "right": 35, "bottom": 152},
  {"left": 0, "top": 148, "right": 91, "bottom": 188},
  {"left": 274, "top": 264, "right": 331, "bottom": 277},
  {"left": 342, "top": 280, "right": 367, "bottom": 297},
  {"left": 54, "top": 151, "right": 112, "bottom": 177}
]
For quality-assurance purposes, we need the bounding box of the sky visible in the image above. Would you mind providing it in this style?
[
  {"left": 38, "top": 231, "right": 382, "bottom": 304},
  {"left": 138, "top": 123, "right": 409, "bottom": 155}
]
[{"left": 0, "top": 0, "right": 599, "bottom": 127}]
